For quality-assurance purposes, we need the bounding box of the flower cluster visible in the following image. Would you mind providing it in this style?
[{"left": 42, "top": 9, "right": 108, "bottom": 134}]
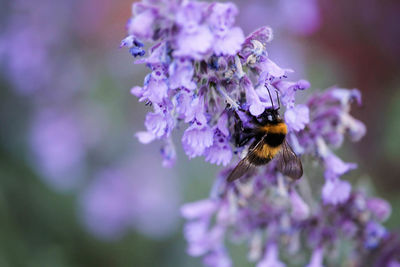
[
  {"left": 182, "top": 175, "right": 394, "bottom": 266},
  {"left": 122, "top": 0, "right": 398, "bottom": 266},
  {"left": 123, "top": 0, "right": 311, "bottom": 168}
]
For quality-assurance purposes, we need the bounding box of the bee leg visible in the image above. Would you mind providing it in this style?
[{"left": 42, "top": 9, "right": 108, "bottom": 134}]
[
  {"left": 237, "top": 134, "right": 254, "bottom": 147},
  {"left": 234, "top": 129, "right": 255, "bottom": 147}
]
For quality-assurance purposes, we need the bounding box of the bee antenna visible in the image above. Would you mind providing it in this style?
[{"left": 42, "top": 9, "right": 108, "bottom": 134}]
[
  {"left": 266, "top": 84, "right": 275, "bottom": 110},
  {"left": 275, "top": 90, "right": 280, "bottom": 110}
]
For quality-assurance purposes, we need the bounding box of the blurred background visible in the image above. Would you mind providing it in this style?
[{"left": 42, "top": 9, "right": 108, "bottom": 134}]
[{"left": 0, "top": 0, "right": 399, "bottom": 266}]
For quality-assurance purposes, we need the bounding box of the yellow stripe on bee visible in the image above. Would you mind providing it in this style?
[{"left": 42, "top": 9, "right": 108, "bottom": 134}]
[
  {"left": 254, "top": 144, "right": 282, "bottom": 159},
  {"left": 261, "top": 122, "right": 287, "bottom": 135}
]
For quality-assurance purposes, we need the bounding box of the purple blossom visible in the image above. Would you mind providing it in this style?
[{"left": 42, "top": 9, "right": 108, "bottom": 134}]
[
  {"left": 29, "top": 109, "right": 86, "bottom": 191},
  {"left": 389, "top": 261, "right": 400, "bottom": 267},
  {"left": 205, "top": 133, "right": 232, "bottom": 166},
  {"left": 203, "top": 247, "right": 232, "bottom": 267},
  {"left": 136, "top": 104, "right": 175, "bottom": 143},
  {"left": 0, "top": 0, "right": 84, "bottom": 95},
  {"left": 161, "top": 137, "right": 177, "bottom": 168},
  {"left": 181, "top": 199, "right": 218, "bottom": 219},
  {"left": 323, "top": 153, "right": 357, "bottom": 180},
  {"left": 274, "top": 79, "right": 310, "bottom": 108},
  {"left": 367, "top": 197, "right": 392, "bottom": 222},
  {"left": 257, "top": 243, "right": 285, "bottom": 267},
  {"left": 242, "top": 76, "right": 266, "bottom": 116},
  {"left": 182, "top": 124, "right": 214, "bottom": 158},
  {"left": 80, "top": 169, "right": 134, "bottom": 239},
  {"left": 306, "top": 247, "right": 324, "bottom": 267},
  {"left": 140, "top": 68, "right": 169, "bottom": 104},
  {"left": 169, "top": 58, "right": 197, "bottom": 90},
  {"left": 289, "top": 189, "right": 310, "bottom": 220},
  {"left": 260, "top": 58, "right": 294, "bottom": 80},
  {"left": 364, "top": 222, "right": 387, "bottom": 249},
  {"left": 174, "top": 2, "right": 213, "bottom": 59},
  {"left": 208, "top": 3, "right": 245, "bottom": 56},
  {"left": 321, "top": 178, "right": 352, "bottom": 205},
  {"left": 127, "top": 3, "right": 158, "bottom": 40},
  {"left": 204, "top": 114, "right": 232, "bottom": 166},
  {"left": 121, "top": 0, "right": 396, "bottom": 265},
  {"left": 284, "top": 104, "right": 310, "bottom": 131},
  {"left": 183, "top": 95, "right": 208, "bottom": 125},
  {"left": 120, "top": 35, "right": 145, "bottom": 57}
]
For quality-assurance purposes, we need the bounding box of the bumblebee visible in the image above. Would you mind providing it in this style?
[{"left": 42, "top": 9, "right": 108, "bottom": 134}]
[{"left": 227, "top": 108, "right": 303, "bottom": 182}]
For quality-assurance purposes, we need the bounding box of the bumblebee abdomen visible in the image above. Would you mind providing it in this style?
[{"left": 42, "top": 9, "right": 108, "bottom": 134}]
[
  {"left": 250, "top": 144, "right": 282, "bottom": 166},
  {"left": 265, "top": 133, "right": 286, "bottom": 147}
]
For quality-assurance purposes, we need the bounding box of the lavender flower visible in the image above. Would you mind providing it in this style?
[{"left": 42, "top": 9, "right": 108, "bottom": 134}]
[
  {"left": 80, "top": 154, "right": 181, "bottom": 240},
  {"left": 0, "top": 0, "right": 84, "bottom": 96},
  {"left": 29, "top": 109, "right": 86, "bottom": 191},
  {"left": 122, "top": 0, "right": 397, "bottom": 266}
]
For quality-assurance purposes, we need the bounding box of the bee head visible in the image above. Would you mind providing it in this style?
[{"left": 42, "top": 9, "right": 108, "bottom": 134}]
[{"left": 261, "top": 108, "right": 281, "bottom": 124}]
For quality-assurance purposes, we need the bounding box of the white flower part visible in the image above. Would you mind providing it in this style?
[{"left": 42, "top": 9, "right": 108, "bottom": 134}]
[{"left": 135, "top": 131, "right": 155, "bottom": 144}]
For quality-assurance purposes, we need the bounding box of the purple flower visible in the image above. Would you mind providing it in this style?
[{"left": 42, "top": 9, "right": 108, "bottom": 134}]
[
  {"left": 257, "top": 243, "right": 285, "bottom": 267},
  {"left": 259, "top": 58, "right": 294, "bottom": 80},
  {"left": 136, "top": 104, "right": 175, "bottom": 143},
  {"left": 169, "top": 58, "right": 196, "bottom": 90},
  {"left": 203, "top": 247, "right": 232, "bottom": 267},
  {"left": 242, "top": 26, "right": 273, "bottom": 49},
  {"left": 182, "top": 123, "right": 214, "bottom": 158},
  {"left": 205, "top": 114, "right": 232, "bottom": 166},
  {"left": 389, "top": 261, "right": 400, "bottom": 267},
  {"left": 176, "top": 90, "right": 195, "bottom": 119},
  {"left": 364, "top": 222, "right": 386, "bottom": 249},
  {"left": 140, "top": 68, "right": 169, "bottom": 104},
  {"left": 120, "top": 35, "right": 145, "bottom": 57},
  {"left": 174, "top": 26, "right": 213, "bottom": 60},
  {"left": 322, "top": 178, "right": 351, "bottom": 205},
  {"left": 323, "top": 153, "right": 357, "bottom": 180},
  {"left": 80, "top": 169, "right": 134, "bottom": 239},
  {"left": 205, "top": 132, "right": 232, "bottom": 166},
  {"left": 306, "top": 247, "right": 324, "bottom": 267},
  {"left": 242, "top": 76, "right": 265, "bottom": 116},
  {"left": 127, "top": 3, "right": 158, "bottom": 40},
  {"left": 0, "top": 0, "right": 84, "bottom": 95},
  {"left": 174, "top": 2, "right": 213, "bottom": 59},
  {"left": 274, "top": 79, "right": 310, "bottom": 108},
  {"left": 183, "top": 95, "right": 208, "bottom": 125},
  {"left": 121, "top": 1, "right": 394, "bottom": 266},
  {"left": 30, "top": 110, "right": 85, "bottom": 191},
  {"left": 144, "top": 109, "right": 168, "bottom": 137},
  {"left": 181, "top": 199, "right": 218, "bottom": 219},
  {"left": 284, "top": 104, "right": 310, "bottom": 131},
  {"left": 208, "top": 3, "right": 244, "bottom": 56},
  {"left": 161, "top": 138, "right": 177, "bottom": 168},
  {"left": 183, "top": 215, "right": 226, "bottom": 258},
  {"left": 367, "top": 197, "right": 392, "bottom": 222},
  {"left": 290, "top": 189, "right": 310, "bottom": 220}
]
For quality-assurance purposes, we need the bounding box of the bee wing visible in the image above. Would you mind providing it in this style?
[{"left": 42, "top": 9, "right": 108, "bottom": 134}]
[
  {"left": 226, "top": 137, "right": 265, "bottom": 182},
  {"left": 276, "top": 140, "right": 303, "bottom": 179}
]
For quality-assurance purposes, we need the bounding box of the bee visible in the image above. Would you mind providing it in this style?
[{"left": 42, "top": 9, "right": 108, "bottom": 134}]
[{"left": 227, "top": 108, "right": 303, "bottom": 182}]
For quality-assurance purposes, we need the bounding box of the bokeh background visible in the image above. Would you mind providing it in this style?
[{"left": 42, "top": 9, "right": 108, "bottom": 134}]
[{"left": 0, "top": 0, "right": 399, "bottom": 266}]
